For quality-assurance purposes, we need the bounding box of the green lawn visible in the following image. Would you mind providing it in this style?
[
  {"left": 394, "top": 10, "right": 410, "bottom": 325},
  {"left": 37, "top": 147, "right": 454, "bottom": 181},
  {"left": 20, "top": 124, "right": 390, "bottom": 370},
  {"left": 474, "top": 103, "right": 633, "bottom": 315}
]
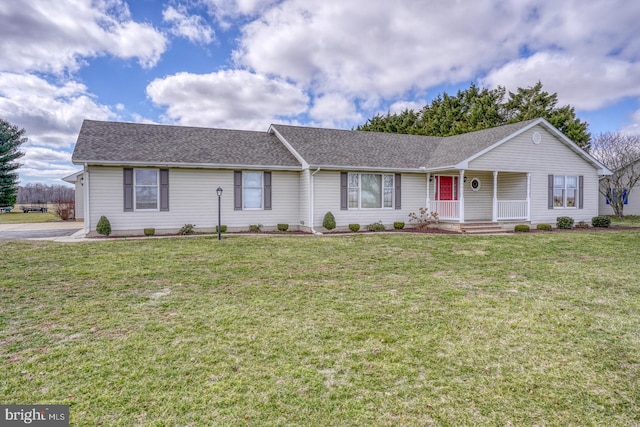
[
  {"left": 0, "top": 210, "right": 61, "bottom": 224},
  {"left": 1, "top": 233, "right": 639, "bottom": 426},
  {"left": 610, "top": 214, "right": 640, "bottom": 227}
]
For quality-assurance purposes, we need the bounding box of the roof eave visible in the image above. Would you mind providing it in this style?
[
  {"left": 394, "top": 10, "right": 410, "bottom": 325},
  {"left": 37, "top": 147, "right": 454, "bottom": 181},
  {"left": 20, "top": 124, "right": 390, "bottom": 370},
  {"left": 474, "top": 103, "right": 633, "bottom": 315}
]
[{"left": 72, "top": 159, "right": 303, "bottom": 171}]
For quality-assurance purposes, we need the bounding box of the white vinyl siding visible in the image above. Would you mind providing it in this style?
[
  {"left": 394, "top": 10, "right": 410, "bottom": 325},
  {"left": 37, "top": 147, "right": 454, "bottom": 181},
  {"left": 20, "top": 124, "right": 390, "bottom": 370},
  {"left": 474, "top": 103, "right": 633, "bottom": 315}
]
[
  {"left": 86, "top": 167, "right": 300, "bottom": 235},
  {"left": 468, "top": 125, "right": 600, "bottom": 223},
  {"left": 314, "top": 171, "right": 425, "bottom": 229}
]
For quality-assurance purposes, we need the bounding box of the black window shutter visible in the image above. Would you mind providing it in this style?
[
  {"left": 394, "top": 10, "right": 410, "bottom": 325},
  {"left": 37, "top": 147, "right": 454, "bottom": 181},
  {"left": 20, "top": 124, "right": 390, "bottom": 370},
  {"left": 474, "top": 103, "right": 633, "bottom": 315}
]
[
  {"left": 578, "top": 175, "right": 584, "bottom": 209},
  {"left": 395, "top": 173, "right": 401, "bottom": 210},
  {"left": 234, "top": 171, "right": 243, "bottom": 210},
  {"left": 264, "top": 171, "right": 272, "bottom": 210},
  {"left": 159, "top": 169, "right": 169, "bottom": 211},
  {"left": 548, "top": 175, "right": 554, "bottom": 209},
  {"left": 340, "top": 172, "right": 348, "bottom": 210},
  {"left": 124, "top": 168, "right": 133, "bottom": 212}
]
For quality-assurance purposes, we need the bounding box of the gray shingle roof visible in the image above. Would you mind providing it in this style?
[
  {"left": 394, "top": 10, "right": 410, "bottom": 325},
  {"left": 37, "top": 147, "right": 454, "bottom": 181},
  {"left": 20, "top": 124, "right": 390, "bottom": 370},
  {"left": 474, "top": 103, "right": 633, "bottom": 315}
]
[
  {"left": 271, "top": 125, "right": 442, "bottom": 169},
  {"left": 72, "top": 120, "right": 302, "bottom": 168},
  {"left": 73, "top": 118, "right": 543, "bottom": 171},
  {"left": 271, "top": 119, "right": 540, "bottom": 169}
]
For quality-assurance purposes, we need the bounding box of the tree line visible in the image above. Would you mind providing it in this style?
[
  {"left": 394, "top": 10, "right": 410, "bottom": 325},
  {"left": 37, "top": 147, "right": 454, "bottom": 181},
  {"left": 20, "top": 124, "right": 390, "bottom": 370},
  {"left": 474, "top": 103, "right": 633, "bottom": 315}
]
[
  {"left": 16, "top": 183, "right": 75, "bottom": 205},
  {"left": 357, "top": 81, "right": 590, "bottom": 148}
]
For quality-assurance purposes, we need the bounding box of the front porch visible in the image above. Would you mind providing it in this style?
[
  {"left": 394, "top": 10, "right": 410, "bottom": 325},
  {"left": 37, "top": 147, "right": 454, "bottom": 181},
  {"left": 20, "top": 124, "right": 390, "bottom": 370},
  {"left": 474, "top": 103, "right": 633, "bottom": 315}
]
[{"left": 426, "top": 170, "right": 531, "bottom": 223}]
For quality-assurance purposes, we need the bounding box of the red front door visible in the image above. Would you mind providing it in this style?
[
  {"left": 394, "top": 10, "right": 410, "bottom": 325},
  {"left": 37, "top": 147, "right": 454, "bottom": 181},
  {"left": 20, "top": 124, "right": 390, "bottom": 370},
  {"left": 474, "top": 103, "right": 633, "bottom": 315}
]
[{"left": 438, "top": 176, "right": 458, "bottom": 201}]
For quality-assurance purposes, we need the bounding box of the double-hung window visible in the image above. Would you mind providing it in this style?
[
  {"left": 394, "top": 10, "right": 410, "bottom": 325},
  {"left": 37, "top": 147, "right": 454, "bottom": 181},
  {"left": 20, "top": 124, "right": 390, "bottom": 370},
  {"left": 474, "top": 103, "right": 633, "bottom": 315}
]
[
  {"left": 124, "top": 168, "right": 169, "bottom": 212},
  {"left": 347, "top": 173, "right": 394, "bottom": 209},
  {"left": 233, "top": 171, "right": 272, "bottom": 210},
  {"left": 135, "top": 169, "right": 159, "bottom": 210},
  {"left": 553, "top": 175, "right": 578, "bottom": 208},
  {"left": 243, "top": 171, "right": 263, "bottom": 209}
]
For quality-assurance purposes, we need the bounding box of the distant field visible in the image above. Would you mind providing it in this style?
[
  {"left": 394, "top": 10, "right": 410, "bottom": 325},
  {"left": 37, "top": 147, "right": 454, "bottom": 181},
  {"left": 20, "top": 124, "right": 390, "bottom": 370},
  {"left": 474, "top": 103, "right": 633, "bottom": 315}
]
[{"left": 1, "top": 232, "right": 639, "bottom": 426}]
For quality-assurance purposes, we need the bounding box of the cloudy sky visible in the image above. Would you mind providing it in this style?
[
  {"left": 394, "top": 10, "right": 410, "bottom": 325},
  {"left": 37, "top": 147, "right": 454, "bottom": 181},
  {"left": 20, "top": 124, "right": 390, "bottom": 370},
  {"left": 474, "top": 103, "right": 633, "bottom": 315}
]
[{"left": 1, "top": 0, "right": 640, "bottom": 185}]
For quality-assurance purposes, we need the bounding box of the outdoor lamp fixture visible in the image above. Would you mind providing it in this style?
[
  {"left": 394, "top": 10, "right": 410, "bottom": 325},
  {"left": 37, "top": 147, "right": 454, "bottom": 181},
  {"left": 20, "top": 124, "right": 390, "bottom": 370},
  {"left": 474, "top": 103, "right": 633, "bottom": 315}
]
[
  {"left": 80, "top": 176, "right": 84, "bottom": 186},
  {"left": 216, "top": 186, "right": 223, "bottom": 240}
]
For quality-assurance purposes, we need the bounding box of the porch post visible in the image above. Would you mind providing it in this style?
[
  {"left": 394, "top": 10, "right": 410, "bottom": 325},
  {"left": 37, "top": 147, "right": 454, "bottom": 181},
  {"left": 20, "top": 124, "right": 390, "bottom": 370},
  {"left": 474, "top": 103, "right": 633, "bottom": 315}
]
[
  {"left": 426, "top": 173, "right": 431, "bottom": 208},
  {"left": 459, "top": 170, "right": 465, "bottom": 223},
  {"left": 492, "top": 171, "right": 498, "bottom": 222},
  {"left": 526, "top": 173, "right": 531, "bottom": 221}
]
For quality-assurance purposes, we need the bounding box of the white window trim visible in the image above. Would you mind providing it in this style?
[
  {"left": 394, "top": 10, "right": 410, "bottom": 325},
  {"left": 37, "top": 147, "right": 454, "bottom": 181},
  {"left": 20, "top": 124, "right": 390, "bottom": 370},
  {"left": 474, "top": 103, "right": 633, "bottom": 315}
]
[
  {"left": 553, "top": 175, "right": 578, "bottom": 209},
  {"left": 134, "top": 168, "right": 159, "bottom": 211},
  {"left": 347, "top": 172, "right": 394, "bottom": 210},
  {"left": 243, "top": 171, "right": 264, "bottom": 210}
]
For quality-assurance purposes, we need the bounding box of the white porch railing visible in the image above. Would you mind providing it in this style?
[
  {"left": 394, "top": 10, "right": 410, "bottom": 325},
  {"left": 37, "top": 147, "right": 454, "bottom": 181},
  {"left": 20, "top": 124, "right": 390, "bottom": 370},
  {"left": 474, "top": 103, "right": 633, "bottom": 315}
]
[
  {"left": 429, "top": 200, "right": 460, "bottom": 220},
  {"left": 497, "top": 200, "right": 529, "bottom": 220}
]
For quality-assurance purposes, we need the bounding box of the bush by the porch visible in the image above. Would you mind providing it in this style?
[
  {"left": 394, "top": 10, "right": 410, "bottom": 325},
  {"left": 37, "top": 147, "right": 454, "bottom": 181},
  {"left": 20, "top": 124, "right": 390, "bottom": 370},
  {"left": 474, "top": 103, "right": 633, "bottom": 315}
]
[{"left": 556, "top": 216, "right": 574, "bottom": 229}]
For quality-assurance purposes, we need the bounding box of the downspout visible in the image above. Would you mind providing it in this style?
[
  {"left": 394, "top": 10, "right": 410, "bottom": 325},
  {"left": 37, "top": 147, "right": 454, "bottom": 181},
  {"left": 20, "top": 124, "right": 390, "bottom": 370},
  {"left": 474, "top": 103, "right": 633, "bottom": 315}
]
[
  {"left": 83, "top": 163, "right": 90, "bottom": 235},
  {"left": 310, "top": 167, "right": 323, "bottom": 235}
]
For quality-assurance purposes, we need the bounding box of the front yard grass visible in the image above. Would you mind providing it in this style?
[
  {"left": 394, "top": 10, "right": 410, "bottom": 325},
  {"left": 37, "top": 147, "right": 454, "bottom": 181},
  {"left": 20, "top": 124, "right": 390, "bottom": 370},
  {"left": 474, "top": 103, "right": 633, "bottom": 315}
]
[
  {"left": 610, "top": 214, "right": 640, "bottom": 227},
  {"left": 1, "top": 232, "right": 639, "bottom": 426},
  {"left": 0, "top": 211, "right": 61, "bottom": 224}
]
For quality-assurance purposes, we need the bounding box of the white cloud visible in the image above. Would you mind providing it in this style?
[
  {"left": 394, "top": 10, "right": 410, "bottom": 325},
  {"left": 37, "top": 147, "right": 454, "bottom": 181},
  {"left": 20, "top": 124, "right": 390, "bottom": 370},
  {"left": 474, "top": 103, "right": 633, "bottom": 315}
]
[
  {"left": 229, "top": 0, "right": 640, "bottom": 122},
  {"left": 388, "top": 100, "right": 426, "bottom": 115},
  {"left": 0, "top": 0, "right": 167, "bottom": 74},
  {"left": 146, "top": 69, "right": 309, "bottom": 129},
  {"left": 201, "top": 0, "right": 280, "bottom": 27},
  {"left": 481, "top": 52, "right": 640, "bottom": 111},
  {"left": 309, "top": 93, "right": 361, "bottom": 128},
  {"left": 163, "top": 5, "right": 215, "bottom": 44},
  {"left": 0, "top": 73, "right": 115, "bottom": 148},
  {"left": 0, "top": 72, "right": 116, "bottom": 184}
]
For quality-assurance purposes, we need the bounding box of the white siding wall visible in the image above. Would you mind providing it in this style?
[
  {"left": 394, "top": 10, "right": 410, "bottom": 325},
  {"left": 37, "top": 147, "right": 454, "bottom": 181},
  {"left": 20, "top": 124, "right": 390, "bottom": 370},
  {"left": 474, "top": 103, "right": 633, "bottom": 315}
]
[
  {"left": 312, "top": 171, "right": 426, "bottom": 229},
  {"left": 598, "top": 170, "right": 640, "bottom": 216},
  {"left": 468, "top": 125, "right": 600, "bottom": 224},
  {"left": 74, "top": 176, "right": 84, "bottom": 220},
  {"left": 462, "top": 171, "right": 493, "bottom": 221},
  {"left": 87, "top": 166, "right": 301, "bottom": 235}
]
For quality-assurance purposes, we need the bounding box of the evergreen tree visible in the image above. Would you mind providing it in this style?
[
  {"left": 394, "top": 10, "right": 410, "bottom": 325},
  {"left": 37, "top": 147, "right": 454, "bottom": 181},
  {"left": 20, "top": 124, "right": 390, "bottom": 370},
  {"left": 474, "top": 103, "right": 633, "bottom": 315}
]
[
  {"left": 358, "top": 82, "right": 590, "bottom": 148},
  {"left": 0, "top": 119, "right": 27, "bottom": 206}
]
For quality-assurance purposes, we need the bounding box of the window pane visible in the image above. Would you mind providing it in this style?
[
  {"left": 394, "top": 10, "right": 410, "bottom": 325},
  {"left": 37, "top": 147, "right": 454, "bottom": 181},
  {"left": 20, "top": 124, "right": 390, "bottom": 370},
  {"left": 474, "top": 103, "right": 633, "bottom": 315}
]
[
  {"left": 361, "top": 174, "right": 382, "bottom": 208},
  {"left": 566, "top": 176, "right": 577, "bottom": 189},
  {"left": 566, "top": 189, "right": 576, "bottom": 207},
  {"left": 384, "top": 188, "right": 393, "bottom": 208},
  {"left": 244, "top": 172, "right": 262, "bottom": 188},
  {"left": 136, "top": 187, "right": 158, "bottom": 209},
  {"left": 136, "top": 169, "right": 157, "bottom": 186},
  {"left": 348, "top": 189, "right": 359, "bottom": 208},
  {"left": 553, "top": 189, "right": 564, "bottom": 207},
  {"left": 383, "top": 174, "right": 394, "bottom": 188},
  {"left": 554, "top": 176, "right": 565, "bottom": 188},
  {"left": 244, "top": 188, "right": 262, "bottom": 209},
  {"left": 349, "top": 173, "right": 359, "bottom": 187}
]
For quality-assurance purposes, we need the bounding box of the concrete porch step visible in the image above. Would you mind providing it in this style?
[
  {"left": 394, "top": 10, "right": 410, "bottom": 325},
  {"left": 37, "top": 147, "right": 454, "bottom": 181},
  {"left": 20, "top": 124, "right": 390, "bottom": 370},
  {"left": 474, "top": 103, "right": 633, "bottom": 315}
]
[{"left": 460, "top": 222, "right": 508, "bottom": 235}]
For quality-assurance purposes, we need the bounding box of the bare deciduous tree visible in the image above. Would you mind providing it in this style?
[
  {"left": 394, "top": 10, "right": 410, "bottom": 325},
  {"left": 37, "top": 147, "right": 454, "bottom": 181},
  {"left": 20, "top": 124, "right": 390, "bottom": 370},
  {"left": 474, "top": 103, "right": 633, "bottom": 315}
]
[{"left": 590, "top": 132, "right": 640, "bottom": 218}]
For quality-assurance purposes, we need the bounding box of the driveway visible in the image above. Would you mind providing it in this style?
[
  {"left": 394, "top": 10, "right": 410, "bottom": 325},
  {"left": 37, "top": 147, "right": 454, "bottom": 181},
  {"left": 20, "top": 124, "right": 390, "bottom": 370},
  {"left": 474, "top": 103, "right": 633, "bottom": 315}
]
[{"left": 0, "top": 222, "right": 83, "bottom": 241}]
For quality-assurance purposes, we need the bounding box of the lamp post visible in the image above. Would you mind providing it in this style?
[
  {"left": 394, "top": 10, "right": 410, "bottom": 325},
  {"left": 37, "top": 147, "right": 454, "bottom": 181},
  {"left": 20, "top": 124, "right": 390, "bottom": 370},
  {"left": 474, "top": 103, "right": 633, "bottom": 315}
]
[{"left": 216, "top": 186, "right": 223, "bottom": 240}]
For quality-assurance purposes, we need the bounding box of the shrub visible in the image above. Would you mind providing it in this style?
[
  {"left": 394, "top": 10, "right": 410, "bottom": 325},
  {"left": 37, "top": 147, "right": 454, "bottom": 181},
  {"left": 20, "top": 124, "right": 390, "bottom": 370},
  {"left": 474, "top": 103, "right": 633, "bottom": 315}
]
[
  {"left": 408, "top": 207, "right": 439, "bottom": 230},
  {"left": 536, "top": 223, "right": 552, "bottom": 231},
  {"left": 556, "top": 216, "right": 574, "bottom": 229},
  {"left": 393, "top": 221, "right": 405, "bottom": 230},
  {"left": 591, "top": 215, "right": 611, "bottom": 228},
  {"left": 277, "top": 223, "right": 289, "bottom": 232},
  {"left": 367, "top": 221, "right": 385, "bottom": 232},
  {"left": 216, "top": 225, "right": 227, "bottom": 233},
  {"left": 514, "top": 224, "right": 530, "bottom": 233},
  {"left": 96, "top": 215, "right": 111, "bottom": 236},
  {"left": 249, "top": 224, "right": 262, "bottom": 233},
  {"left": 575, "top": 221, "right": 590, "bottom": 229},
  {"left": 323, "top": 211, "right": 336, "bottom": 230},
  {"left": 178, "top": 224, "right": 196, "bottom": 235},
  {"left": 348, "top": 223, "right": 360, "bottom": 232},
  {"left": 144, "top": 228, "right": 155, "bottom": 236}
]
